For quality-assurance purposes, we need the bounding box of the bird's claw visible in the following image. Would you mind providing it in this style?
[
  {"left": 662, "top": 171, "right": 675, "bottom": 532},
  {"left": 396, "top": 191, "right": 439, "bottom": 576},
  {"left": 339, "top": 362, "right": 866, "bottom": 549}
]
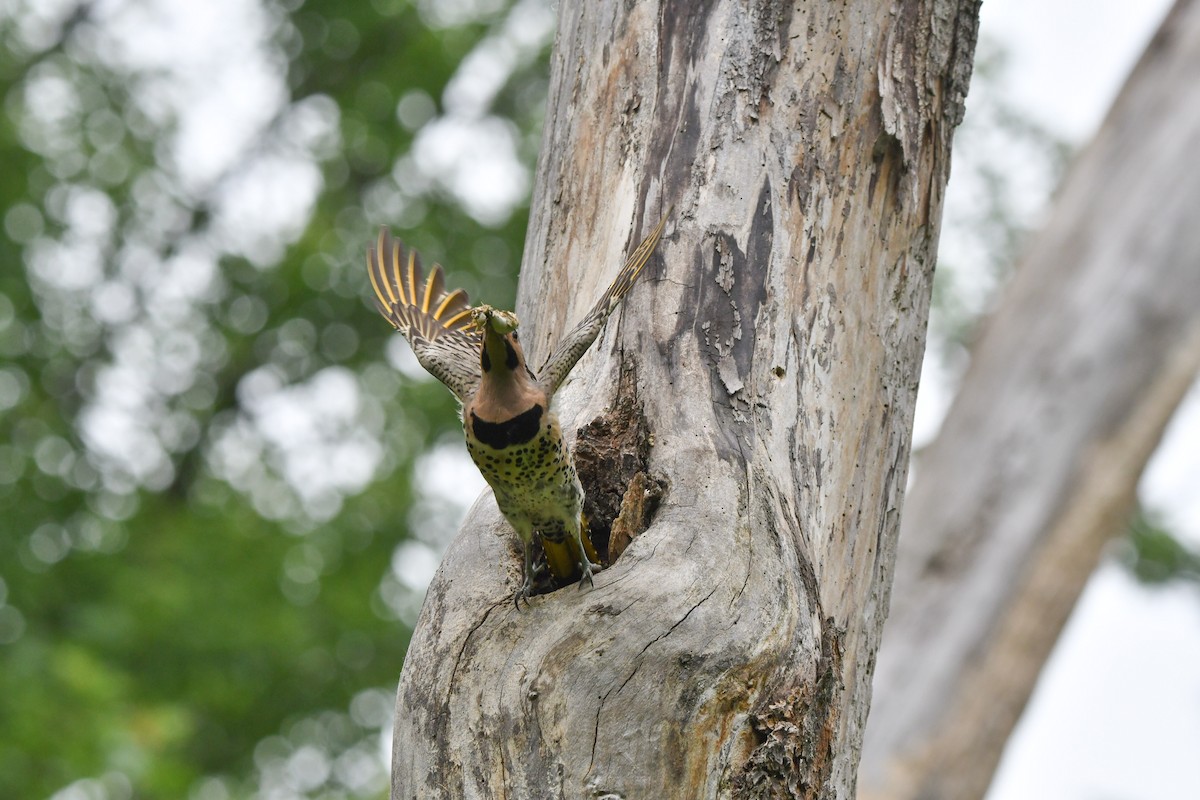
[
  {"left": 576, "top": 559, "right": 600, "bottom": 591},
  {"left": 513, "top": 579, "right": 532, "bottom": 610},
  {"left": 514, "top": 539, "right": 535, "bottom": 610}
]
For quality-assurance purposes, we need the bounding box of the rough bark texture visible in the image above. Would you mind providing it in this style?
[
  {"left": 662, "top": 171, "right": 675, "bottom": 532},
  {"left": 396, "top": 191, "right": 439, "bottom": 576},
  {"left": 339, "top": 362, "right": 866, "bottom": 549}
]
[
  {"left": 859, "top": 2, "right": 1200, "bottom": 797},
  {"left": 392, "top": 1, "right": 979, "bottom": 798}
]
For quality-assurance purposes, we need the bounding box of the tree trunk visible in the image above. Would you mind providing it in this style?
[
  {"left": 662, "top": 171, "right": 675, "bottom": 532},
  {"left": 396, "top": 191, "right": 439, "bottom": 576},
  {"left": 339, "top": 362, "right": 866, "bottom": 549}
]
[
  {"left": 859, "top": 2, "right": 1200, "bottom": 797},
  {"left": 391, "top": 1, "right": 979, "bottom": 797}
]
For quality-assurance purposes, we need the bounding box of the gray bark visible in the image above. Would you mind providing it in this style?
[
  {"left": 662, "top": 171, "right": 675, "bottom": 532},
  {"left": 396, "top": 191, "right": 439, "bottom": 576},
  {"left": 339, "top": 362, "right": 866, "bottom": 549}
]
[
  {"left": 859, "top": 2, "right": 1200, "bottom": 797},
  {"left": 392, "top": 1, "right": 979, "bottom": 797}
]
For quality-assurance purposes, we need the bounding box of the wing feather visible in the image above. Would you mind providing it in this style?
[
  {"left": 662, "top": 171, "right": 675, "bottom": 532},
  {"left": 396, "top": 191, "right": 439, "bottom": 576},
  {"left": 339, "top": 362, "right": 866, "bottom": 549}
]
[
  {"left": 538, "top": 208, "right": 669, "bottom": 395},
  {"left": 368, "top": 228, "right": 482, "bottom": 401}
]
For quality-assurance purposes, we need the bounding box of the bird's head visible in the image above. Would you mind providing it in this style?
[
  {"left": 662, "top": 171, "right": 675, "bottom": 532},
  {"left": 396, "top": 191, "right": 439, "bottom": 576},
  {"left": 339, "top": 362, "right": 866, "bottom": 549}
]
[{"left": 471, "top": 305, "right": 530, "bottom": 381}]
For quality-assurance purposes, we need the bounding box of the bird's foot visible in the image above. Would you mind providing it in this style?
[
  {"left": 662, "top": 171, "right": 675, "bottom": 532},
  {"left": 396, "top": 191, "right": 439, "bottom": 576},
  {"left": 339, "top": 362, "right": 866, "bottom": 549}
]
[
  {"left": 514, "top": 539, "right": 535, "bottom": 610},
  {"left": 576, "top": 559, "right": 600, "bottom": 591},
  {"left": 513, "top": 578, "right": 533, "bottom": 610}
]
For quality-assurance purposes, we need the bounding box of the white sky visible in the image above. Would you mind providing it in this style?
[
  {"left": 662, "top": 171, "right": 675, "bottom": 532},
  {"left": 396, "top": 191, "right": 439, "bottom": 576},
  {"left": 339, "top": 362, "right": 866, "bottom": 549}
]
[
  {"left": 954, "top": 2, "right": 1200, "bottom": 799},
  {"left": 981, "top": 0, "right": 1175, "bottom": 141}
]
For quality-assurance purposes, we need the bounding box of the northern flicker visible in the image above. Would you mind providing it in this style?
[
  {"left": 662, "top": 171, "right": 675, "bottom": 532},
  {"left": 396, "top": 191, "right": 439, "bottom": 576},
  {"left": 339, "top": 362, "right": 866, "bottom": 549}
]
[{"left": 367, "top": 211, "right": 668, "bottom": 606}]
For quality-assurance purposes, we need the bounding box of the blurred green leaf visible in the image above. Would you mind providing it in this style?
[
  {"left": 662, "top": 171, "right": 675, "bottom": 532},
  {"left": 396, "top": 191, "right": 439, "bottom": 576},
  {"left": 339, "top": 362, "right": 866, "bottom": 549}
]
[
  {"left": 1122, "top": 510, "right": 1200, "bottom": 586},
  {"left": 0, "top": 0, "right": 552, "bottom": 796}
]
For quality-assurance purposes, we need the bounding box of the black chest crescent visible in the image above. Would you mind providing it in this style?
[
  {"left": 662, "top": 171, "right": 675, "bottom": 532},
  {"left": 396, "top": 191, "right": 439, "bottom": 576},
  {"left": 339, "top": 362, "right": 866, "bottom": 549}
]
[{"left": 470, "top": 404, "right": 544, "bottom": 449}]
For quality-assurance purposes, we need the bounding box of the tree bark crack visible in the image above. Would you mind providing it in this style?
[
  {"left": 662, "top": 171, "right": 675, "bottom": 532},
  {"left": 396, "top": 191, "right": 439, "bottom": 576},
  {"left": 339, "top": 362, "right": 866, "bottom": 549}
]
[
  {"left": 606, "top": 584, "right": 720, "bottom": 711},
  {"left": 588, "top": 694, "right": 603, "bottom": 777},
  {"left": 448, "top": 601, "right": 500, "bottom": 692},
  {"left": 736, "top": 531, "right": 754, "bottom": 605}
]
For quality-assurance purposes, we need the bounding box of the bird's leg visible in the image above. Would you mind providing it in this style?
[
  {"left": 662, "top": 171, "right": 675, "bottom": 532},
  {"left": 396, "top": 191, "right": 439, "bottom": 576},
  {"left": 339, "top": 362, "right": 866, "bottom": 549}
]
[
  {"left": 576, "top": 559, "right": 595, "bottom": 590},
  {"left": 573, "top": 516, "right": 600, "bottom": 591}
]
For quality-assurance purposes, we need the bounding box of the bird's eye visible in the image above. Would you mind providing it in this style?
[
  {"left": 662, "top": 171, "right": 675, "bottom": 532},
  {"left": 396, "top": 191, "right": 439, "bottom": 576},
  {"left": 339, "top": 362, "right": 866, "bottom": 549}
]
[{"left": 511, "top": 330, "right": 519, "bottom": 341}]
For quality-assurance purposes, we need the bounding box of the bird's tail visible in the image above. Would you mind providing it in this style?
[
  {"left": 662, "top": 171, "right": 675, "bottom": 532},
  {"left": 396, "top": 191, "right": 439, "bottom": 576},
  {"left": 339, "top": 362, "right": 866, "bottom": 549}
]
[{"left": 541, "top": 515, "right": 601, "bottom": 584}]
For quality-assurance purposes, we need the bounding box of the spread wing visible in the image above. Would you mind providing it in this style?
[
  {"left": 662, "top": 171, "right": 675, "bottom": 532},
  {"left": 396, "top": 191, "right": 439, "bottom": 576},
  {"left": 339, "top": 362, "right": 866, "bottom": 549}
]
[
  {"left": 368, "top": 228, "right": 482, "bottom": 402},
  {"left": 537, "top": 208, "right": 669, "bottom": 395}
]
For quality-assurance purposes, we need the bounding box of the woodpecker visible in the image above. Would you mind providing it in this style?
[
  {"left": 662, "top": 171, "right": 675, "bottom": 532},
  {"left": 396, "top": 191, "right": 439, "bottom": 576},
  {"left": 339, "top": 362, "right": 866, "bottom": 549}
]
[{"left": 367, "top": 211, "right": 668, "bottom": 606}]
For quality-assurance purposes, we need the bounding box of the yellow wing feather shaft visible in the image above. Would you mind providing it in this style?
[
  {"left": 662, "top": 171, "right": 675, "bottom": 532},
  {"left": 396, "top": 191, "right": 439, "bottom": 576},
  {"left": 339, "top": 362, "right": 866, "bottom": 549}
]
[
  {"left": 367, "top": 228, "right": 484, "bottom": 401},
  {"left": 599, "top": 206, "right": 670, "bottom": 313},
  {"left": 368, "top": 228, "right": 474, "bottom": 340},
  {"left": 368, "top": 230, "right": 396, "bottom": 309},
  {"left": 536, "top": 207, "right": 670, "bottom": 394}
]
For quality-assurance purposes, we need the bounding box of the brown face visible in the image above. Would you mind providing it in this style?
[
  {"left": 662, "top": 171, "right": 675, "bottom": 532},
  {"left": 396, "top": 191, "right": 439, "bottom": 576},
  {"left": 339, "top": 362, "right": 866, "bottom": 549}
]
[
  {"left": 469, "top": 324, "right": 545, "bottom": 438},
  {"left": 481, "top": 328, "right": 516, "bottom": 371},
  {"left": 480, "top": 328, "right": 536, "bottom": 382}
]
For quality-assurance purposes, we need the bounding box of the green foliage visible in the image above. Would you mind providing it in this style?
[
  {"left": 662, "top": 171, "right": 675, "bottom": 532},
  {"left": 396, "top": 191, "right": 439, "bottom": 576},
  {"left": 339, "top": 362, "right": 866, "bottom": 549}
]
[
  {"left": 1121, "top": 510, "right": 1200, "bottom": 586},
  {"left": 0, "top": 0, "right": 552, "bottom": 796}
]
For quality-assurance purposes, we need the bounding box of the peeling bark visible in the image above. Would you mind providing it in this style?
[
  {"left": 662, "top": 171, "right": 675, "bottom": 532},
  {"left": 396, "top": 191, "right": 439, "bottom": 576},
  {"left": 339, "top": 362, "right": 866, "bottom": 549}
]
[
  {"left": 735, "top": 622, "right": 844, "bottom": 799},
  {"left": 860, "top": 2, "right": 1200, "bottom": 797},
  {"left": 391, "top": 1, "right": 979, "bottom": 797}
]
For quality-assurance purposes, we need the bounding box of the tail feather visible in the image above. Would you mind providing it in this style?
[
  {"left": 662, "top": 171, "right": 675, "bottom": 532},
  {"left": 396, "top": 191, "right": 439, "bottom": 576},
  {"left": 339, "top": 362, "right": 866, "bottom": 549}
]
[
  {"left": 581, "top": 513, "right": 601, "bottom": 566},
  {"left": 542, "top": 539, "right": 580, "bottom": 585},
  {"left": 541, "top": 517, "right": 601, "bottom": 584}
]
